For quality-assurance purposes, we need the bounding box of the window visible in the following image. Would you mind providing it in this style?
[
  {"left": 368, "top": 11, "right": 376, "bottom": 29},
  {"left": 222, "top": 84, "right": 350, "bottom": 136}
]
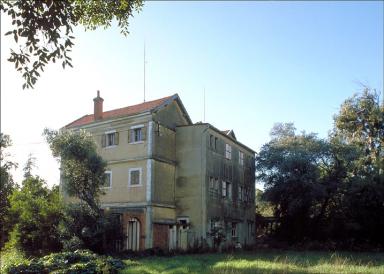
[
  {"left": 225, "top": 144, "right": 232, "bottom": 159},
  {"left": 239, "top": 151, "right": 244, "bottom": 165},
  {"left": 215, "top": 137, "right": 218, "bottom": 150},
  {"left": 102, "top": 171, "right": 112, "bottom": 188},
  {"left": 102, "top": 131, "right": 119, "bottom": 147},
  {"left": 222, "top": 181, "right": 232, "bottom": 199},
  {"left": 231, "top": 223, "right": 237, "bottom": 238},
  {"left": 209, "top": 177, "right": 215, "bottom": 189},
  {"left": 238, "top": 186, "right": 243, "bottom": 201},
  {"left": 210, "top": 135, "right": 214, "bottom": 148},
  {"left": 227, "top": 182, "right": 232, "bottom": 199},
  {"left": 222, "top": 181, "right": 227, "bottom": 198},
  {"left": 128, "top": 168, "right": 142, "bottom": 186},
  {"left": 129, "top": 125, "right": 146, "bottom": 143}
]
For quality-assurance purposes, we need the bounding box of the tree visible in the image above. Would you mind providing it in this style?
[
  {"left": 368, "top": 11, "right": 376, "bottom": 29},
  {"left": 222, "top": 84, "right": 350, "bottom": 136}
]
[
  {"left": 23, "top": 153, "right": 36, "bottom": 179},
  {"left": 334, "top": 87, "right": 384, "bottom": 178},
  {"left": 44, "top": 128, "right": 107, "bottom": 215},
  {"left": 1, "top": 0, "right": 143, "bottom": 89},
  {"left": 0, "top": 133, "right": 18, "bottom": 248},
  {"left": 255, "top": 188, "right": 273, "bottom": 217},
  {"left": 7, "top": 175, "right": 63, "bottom": 255},
  {"left": 333, "top": 88, "right": 384, "bottom": 245}
]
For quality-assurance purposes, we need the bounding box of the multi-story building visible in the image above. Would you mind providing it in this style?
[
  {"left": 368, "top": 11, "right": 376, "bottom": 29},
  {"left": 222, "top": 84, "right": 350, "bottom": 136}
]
[{"left": 64, "top": 92, "right": 255, "bottom": 251}]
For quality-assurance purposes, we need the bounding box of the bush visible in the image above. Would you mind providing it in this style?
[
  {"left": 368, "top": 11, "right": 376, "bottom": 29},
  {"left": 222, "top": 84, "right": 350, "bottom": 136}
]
[
  {"left": 5, "top": 249, "right": 125, "bottom": 274},
  {"left": 0, "top": 248, "right": 28, "bottom": 274}
]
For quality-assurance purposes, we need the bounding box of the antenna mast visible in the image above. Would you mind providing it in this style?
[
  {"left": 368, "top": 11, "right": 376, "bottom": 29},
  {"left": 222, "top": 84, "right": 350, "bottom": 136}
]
[
  {"left": 144, "top": 42, "right": 146, "bottom": 102},
  {"left": 203, "top": 87, "right": 206, "bottom": 122}
]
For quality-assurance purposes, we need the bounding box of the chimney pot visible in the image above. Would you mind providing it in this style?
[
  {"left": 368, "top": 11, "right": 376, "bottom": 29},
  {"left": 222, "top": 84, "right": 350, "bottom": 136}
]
[{"left": 93, "top": 90, "right": 104, "bottom": 120}]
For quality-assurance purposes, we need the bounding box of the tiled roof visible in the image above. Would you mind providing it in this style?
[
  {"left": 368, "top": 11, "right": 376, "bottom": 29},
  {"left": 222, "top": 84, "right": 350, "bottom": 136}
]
[{"left": 65, "top": 95, "right": 174, "bottom": 128}]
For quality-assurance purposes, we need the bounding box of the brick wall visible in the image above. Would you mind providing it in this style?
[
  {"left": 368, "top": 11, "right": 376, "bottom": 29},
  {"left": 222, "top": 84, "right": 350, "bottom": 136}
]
[{"left": 153, "top": 223, "right": 169, "bottom": 249}]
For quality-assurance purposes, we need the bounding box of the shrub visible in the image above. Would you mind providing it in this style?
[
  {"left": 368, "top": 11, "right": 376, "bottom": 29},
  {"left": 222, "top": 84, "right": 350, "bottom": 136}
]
[{"left": 5, "top": 249, "right": 125, "bottom": 274}]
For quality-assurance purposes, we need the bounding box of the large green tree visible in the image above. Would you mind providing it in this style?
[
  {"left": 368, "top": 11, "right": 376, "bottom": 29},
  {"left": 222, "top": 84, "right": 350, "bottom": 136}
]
[
  {"left": 44, "top": 129, "right": 121, "bottom": 252},
  {"left": 44, "top": 129, "right": 107, "bottom": 215},
  {"left": 7, "top": 175, "right": 63, "bottom": 256},
  {"left": 0, "top": 133, "right": 18, "bottom": 248},
  {"left": 1, "top": 0, "right": 143, "bottom": 89},
  {"left": 332, "top": 88, "right": 384, "bottom": 244},
  {"left": 334, "top": 87, "right": 384, "bottom": 179},
  {"left": 256, "top": 123, "right": 332, "bottom": 240}
]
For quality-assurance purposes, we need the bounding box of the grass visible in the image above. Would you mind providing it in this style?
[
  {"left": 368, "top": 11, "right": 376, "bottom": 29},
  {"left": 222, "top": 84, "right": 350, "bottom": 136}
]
[{"left": 119, "top": 250, "right": 384, "bottom": 274}]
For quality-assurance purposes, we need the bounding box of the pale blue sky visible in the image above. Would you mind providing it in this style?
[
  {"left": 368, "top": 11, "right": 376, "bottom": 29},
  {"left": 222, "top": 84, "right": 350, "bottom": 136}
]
[{"left": 1, "top": 1, "right": 383, "bottom": 186}]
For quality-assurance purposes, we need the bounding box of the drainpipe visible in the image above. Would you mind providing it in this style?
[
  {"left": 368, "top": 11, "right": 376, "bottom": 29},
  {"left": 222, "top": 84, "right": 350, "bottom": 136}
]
[{"left": 201, "top": 125, "right": 209, "bottom": 243}]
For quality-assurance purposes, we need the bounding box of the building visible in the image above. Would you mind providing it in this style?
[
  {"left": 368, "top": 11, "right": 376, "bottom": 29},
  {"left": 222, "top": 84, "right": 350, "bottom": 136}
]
[{"left": 64, "top": 92, "right": 255, "bottom": 251}]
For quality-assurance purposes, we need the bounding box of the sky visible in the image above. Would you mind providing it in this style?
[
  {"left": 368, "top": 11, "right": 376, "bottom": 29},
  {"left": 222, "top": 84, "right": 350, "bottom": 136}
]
[{"left": 1, "top": 1, "right": 383, "bottom": 187}]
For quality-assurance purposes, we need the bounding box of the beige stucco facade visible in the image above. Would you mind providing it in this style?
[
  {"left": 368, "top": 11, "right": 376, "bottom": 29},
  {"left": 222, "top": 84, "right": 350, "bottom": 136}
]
[{"left": 63, "top": 94, "right": 255, "bottom": 251}]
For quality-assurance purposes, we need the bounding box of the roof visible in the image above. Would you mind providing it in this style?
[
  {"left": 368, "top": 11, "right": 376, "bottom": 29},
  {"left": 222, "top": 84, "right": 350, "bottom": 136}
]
[
  {"left": 65, "top": 94, "right": 190, "bottom": 128},
  {"left": 221, "top": 129, "right": 237, "bottom": 140},
  {"left": 178, "top": 123, "right": 255, "bottom": 153}
]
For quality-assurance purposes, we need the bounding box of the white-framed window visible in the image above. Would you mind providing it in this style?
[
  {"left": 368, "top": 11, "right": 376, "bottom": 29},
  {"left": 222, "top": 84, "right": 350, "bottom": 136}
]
[
  {"left": 102, "top": 171, "right": 112, "bottom": 188},
  {"left": 225, "top": 144, "right": 232, "bottom": 160},
  {"left": 102, "top": 130, "right": 119, "bottom": 148},
  {"left": 128, "top": 168, "right": 142, "bottom": 187},
  {"left": 129, "top": 124, "right": 146, "bottom": 143},
  {"left": 239, "top": 151, "right": 244, "bottom": 166}
]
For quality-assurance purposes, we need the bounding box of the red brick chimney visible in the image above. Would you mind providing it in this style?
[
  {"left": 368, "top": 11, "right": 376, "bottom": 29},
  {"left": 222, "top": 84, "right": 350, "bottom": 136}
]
[{"left": 93, "top": 90, "right": 104, "bottom": 120}]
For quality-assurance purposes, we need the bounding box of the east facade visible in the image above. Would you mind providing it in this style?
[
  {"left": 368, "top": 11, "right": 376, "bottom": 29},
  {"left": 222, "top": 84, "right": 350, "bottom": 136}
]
[{"left": 63, "top": 92, "right": 255, "bottom": 251}]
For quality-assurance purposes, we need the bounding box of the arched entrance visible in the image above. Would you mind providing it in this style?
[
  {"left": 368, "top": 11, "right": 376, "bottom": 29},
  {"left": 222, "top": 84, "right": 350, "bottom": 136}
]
[{"left": 126, "top": 218, "right": 140, "bottom": 251}]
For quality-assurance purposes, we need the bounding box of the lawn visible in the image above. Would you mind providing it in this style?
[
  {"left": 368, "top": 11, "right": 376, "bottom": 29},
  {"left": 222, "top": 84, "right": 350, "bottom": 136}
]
[{"left": 120, "top": 250, "right": 384, "bottom": 274}]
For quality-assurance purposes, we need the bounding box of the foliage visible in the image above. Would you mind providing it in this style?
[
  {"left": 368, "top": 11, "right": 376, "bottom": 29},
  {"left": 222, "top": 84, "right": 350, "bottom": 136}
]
[
  {"left": 44, "top": 129, "right": 121, "bottom": 253},
  {"left": 0, "top": 248, "right": 28, "bottom": 274},
  {"left": 1, "top": 0, "right": 143, "bottom": 89},
  {"left": 256, "top": 124, "right": 331, "bottom": 240},
  {"left": 22, "top": 153, "right": 36, "bottom": 179},
  {"left": 4, "top": 249, "right": 125, "bottom": 274},
  {"left": 256, "top": 88, "right": 384, "bottom": 246},
  {"left": 58, "top": 204, "right": 123, "bottom": 253},
  {"left": 334, "top": 87, "right": 383, "bottom": 174},
  {"left": 255, "top": 188, "right": 273, "bottom": 217},
  {"left": 0, "top": 133, "right": 18, "bottom": 248},
  {"left": 44, "top": 128, "right": 107, "bottom": 215},
  {"left": 6, "top": 175, "right": 63, "bottom": 256}
]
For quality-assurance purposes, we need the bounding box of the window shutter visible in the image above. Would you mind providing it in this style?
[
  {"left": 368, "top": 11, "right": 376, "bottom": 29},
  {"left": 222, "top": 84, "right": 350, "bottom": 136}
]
[
  {"left": 115, "top": 132, "right": 119, "bottom": 145},
  {"left": 129, "top": 129, "right": 134, "bottom": 143},
  {"left": 102, "top": 134, "right": 106, "bottom": 147},
  {"left": 141, "top": 126, "right": 147, "bottom": 141}
]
